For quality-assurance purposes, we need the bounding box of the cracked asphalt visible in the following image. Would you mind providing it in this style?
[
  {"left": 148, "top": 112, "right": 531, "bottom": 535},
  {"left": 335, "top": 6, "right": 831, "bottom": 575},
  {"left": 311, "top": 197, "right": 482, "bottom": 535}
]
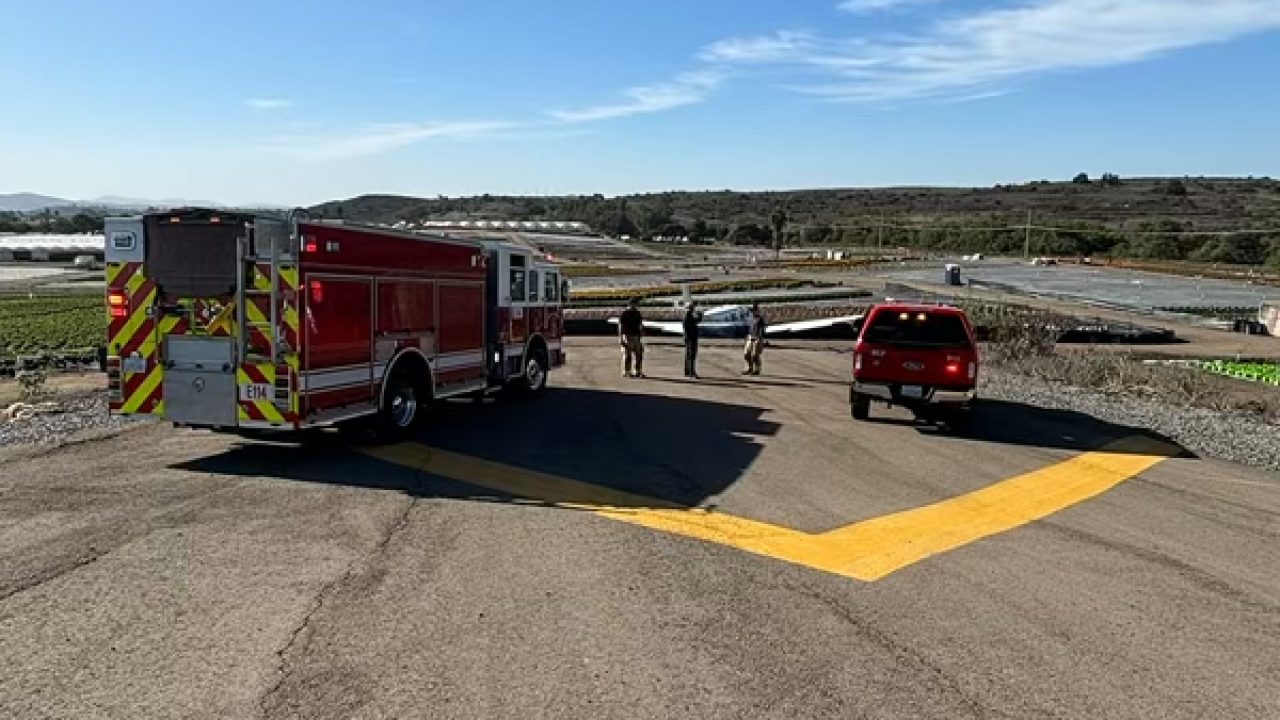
[{"left": 2, "top": 338, "right": 1279, "bottom": 719}]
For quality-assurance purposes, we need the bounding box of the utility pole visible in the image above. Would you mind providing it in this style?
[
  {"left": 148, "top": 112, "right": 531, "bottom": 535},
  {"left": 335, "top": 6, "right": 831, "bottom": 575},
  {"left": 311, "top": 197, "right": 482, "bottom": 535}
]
[{"left": 1023, "top": 209, "right": 1033, "bottom": 259}]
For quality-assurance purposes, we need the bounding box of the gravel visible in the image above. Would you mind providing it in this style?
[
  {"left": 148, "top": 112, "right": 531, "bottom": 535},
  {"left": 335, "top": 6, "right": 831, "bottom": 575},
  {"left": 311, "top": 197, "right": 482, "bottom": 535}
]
[
  {"left": 980, "top": 367, "right": 1280, "bottom": 472},
  {"left": 0, "top": 392, "right": 151, "bottom": 447}
]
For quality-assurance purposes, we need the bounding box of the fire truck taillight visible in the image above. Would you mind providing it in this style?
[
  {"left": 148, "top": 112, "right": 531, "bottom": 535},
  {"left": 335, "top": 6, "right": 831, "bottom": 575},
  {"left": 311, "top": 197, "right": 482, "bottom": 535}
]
[{"left": 108, "top": 291, "right": 128, "bottom": 318}]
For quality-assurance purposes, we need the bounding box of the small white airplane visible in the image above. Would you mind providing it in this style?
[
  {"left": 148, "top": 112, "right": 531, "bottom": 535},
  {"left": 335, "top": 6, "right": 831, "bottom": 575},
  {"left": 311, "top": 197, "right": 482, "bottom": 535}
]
[{"left": 608, "top": 285, "right": 864, "bottom": 339}]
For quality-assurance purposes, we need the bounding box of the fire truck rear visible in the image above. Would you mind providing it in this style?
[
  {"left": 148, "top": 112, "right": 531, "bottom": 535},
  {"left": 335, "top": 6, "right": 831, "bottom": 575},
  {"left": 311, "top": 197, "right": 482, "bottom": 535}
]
[{"left": 103, "top": 208, "right": 566, "bottom": 440}]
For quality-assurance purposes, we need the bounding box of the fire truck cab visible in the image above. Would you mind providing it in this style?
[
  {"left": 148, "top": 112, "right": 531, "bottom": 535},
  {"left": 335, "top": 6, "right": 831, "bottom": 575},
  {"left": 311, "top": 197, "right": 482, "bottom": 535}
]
[
  {"left": 479, "top": 238, "right": 568, "bottom": 392},
  {"left": 102, "top": 208, "right": 566, "bottom": 442}
]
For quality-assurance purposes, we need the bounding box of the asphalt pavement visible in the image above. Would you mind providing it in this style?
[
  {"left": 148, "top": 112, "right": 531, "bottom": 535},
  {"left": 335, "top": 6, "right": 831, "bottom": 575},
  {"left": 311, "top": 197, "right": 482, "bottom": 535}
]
[{"left": 2, "top": 338, "right": 1278, "bottom": 719}]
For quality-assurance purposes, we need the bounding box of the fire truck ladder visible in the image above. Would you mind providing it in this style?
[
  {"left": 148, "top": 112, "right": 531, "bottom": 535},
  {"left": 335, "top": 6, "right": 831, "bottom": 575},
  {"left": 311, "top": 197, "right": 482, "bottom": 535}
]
[
  {"left": 236, "top": 229, "right": 272, "bottom": 361},
  {"left": 232, "top": 213, "right": 296, "bottom": 415},
  {"left": 236, "top": 218, "right": 295, "bottom": 413}
]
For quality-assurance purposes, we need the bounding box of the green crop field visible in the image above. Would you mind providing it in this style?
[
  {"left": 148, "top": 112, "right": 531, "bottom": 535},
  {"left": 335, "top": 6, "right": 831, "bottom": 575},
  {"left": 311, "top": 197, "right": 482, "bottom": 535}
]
[
  {"left": 0, "top": 295, "right": 105, "bottom": 359},
  {"left": 1196, "top": 360, "right": 1280, "bottom": 385}
]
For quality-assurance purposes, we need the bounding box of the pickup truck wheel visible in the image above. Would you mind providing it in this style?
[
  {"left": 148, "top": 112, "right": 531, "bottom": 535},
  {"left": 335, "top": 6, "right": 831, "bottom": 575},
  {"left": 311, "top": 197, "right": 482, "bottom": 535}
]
[
  {"left": 943, "top": 403, "right": 976, "bottom": 435},
  {"left": 851, "top": 394, "right": 871, "bottom": 421}
]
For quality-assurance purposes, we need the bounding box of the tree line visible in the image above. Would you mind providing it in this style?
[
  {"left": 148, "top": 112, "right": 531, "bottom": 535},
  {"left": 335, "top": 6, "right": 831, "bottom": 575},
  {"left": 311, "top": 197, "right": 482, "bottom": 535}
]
[
  {"left": 0, "top": 211, "right": 105, "bottom": 235},
  {"left": 313, "top": 175, "right": 1280, "bottom": 265}
]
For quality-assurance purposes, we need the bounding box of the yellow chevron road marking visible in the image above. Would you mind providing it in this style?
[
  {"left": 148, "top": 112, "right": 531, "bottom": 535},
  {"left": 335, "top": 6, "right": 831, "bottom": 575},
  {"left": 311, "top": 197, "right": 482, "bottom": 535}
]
[{"left": 361, "top": 435, "right": 1177, "bottom": 582}]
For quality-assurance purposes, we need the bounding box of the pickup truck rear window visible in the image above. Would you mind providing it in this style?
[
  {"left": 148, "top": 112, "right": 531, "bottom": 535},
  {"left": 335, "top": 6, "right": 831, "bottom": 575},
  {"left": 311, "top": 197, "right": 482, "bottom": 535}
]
[{"left": 862, "top": 309, "right": 972, "bottom": 349}]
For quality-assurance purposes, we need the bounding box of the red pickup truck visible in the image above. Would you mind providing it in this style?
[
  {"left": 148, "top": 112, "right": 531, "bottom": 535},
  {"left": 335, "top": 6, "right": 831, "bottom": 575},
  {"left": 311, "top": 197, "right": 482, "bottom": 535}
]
[{"left": 849, "top": 301, "right": 979, "bottom": 429}]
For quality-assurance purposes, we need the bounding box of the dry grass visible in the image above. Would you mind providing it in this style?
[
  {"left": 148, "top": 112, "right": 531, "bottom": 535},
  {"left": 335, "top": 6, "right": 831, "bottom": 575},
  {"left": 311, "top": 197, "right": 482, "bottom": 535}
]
[{"left": 981, "top": 309, "right": 1280, "bottom": 421}]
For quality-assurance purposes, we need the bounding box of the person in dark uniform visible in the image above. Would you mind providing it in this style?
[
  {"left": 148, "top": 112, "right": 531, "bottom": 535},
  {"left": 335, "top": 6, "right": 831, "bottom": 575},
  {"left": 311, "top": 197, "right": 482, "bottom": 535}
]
[
  {"left": 742, "top": 303, "right": 766, "bottom": 375},
  {"left": 618, "top": 298, "right": 645, "bottom": 377},
  {"left": 682, "top": 300, "right": 704, "bottom": 378}
]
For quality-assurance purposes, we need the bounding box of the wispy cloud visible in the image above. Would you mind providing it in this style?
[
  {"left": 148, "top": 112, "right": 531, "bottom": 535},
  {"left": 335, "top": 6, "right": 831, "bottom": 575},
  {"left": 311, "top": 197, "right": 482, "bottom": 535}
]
[
  {"left": 256, "top": 120, "right": 517, "bottom": 160},
  {"left": 546, "top": 69, "right": 729, "bottom": 122},
  {"left": 836, "top": 0, "right": 939, "bottom": 14},
  {"left": 251, "top": 69, "right": 728, "bottom": 160},
  {"left": 245, "top": 97, "right": 291, "bottom": 110},
  {"left": 704, "top": 0, "right": 1280, "bottom": 103},
  {"left": 698, "top": 31, "right": 820, "bottom": 64}
]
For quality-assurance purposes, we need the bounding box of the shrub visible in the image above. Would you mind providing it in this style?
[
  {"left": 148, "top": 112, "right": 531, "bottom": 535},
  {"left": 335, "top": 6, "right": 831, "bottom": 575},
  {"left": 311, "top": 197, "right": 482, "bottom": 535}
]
[{"left": 980, "top": 308, "right": 1280, "bottom": 418}]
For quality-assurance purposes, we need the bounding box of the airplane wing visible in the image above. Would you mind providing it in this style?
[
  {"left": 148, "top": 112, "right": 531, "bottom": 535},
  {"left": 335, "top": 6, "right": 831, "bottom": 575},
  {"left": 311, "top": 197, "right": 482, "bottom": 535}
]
[
  {"left": 606, "top": 317, "right": 685, "bottom": 335},
  {"left": 764, "top": 314, "right": 864, "bottom": 336}
]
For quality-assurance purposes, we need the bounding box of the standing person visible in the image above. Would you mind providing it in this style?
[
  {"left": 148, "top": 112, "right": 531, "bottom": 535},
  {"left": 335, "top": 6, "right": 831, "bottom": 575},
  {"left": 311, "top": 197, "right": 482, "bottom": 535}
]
[
  {"left": 618, "top": 298, "right": 645, "bottom": 378},
  {"left": 742, "top": 303, "right": 766, "bottom": 375},
  {"left": 682, "top": 300, "right": 704, "bottom": 378}
]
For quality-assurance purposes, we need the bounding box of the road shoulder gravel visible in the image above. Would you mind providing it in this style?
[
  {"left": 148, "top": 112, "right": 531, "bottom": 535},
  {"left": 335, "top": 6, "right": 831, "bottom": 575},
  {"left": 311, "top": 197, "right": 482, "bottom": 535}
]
[{"left": 981, "top": 367, "right": 1280, "bottom": 472}]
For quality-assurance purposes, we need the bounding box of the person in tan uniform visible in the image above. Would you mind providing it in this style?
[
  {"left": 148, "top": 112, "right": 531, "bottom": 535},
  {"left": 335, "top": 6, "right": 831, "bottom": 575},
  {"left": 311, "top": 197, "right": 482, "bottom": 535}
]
[
  {"left": 618, "top": 298, "right": 646, "bottom": 378},
  {"left": 742, "top": 303, "right": 765, "bottom": 375}
]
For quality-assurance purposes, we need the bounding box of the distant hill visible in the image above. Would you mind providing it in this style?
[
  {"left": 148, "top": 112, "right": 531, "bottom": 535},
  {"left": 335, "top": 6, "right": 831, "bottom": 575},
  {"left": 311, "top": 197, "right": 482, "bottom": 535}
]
[
  {"left": 85, "top": 195, "right": 226, "bottom": 209},
  {"left": 307, "top": 175, "right": 1280, "bottom": 264},
  {"left": 0, "top": 193, "right": 74, "bottom": 212}
]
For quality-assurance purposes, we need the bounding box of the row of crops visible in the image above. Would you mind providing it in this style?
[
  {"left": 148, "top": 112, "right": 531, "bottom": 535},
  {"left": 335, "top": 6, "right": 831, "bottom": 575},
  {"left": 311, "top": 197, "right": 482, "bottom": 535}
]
[
  {"left": 1195, "top": 360, "right": 1280, "bottom": 385},
  {"left": 568, "top": 277, "right": 829, "bottom": 302},
  {"left": 560, "top": 264, "right": 661, "bottom": 278},
  {"left": 1154, "top": 306, "right": 1259, "bottom": 321},
  {"left": 0, "top": 295, "right": 105, "bottom": 359},
  {"left": 560, "top": 257, "right": 889, "bottom": 279}
]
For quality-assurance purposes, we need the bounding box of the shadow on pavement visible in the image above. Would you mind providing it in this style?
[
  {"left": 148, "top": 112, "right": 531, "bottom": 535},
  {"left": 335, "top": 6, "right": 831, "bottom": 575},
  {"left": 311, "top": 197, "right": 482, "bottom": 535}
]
[
  {"left": 882, "top": 398, "right": 1196, "bottom": 458},
  {"left": 641, "top": 376, "right": 807, "bottom": 389},
  {"left": 752, "top": 374, "right": 852, "bottom": 388},
  {"left": 170, "top": 387, "right": 782, "bottom": 509}
]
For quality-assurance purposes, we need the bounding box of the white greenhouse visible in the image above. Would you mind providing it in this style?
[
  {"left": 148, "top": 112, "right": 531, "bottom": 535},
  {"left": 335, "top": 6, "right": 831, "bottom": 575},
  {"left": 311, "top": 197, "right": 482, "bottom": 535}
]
[{"left": 0, "top": 233, "right": 105, "bottom": 262}]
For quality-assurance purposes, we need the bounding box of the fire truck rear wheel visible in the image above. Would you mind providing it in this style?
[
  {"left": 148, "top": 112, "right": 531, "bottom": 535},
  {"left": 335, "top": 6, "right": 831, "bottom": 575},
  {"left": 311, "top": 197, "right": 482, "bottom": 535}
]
[{"left": 378, "top": 366, "right": 426, "bottom": 440}]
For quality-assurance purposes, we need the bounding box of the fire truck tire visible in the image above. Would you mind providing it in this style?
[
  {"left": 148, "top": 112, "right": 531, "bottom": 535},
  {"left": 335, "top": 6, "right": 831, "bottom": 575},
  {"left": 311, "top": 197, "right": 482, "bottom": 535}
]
[
  {"left": 515, "top": 346, "right": 549, "bottom": 394},
  {"left": 375, "top": 365, "right": 427, "bottom": 441}
]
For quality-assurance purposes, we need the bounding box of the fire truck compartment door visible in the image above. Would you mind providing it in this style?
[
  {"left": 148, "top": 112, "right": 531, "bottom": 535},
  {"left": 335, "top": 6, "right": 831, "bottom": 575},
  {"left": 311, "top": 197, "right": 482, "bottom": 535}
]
[{"left": 162, "top": 336, "right": 237, "bottom": 426}]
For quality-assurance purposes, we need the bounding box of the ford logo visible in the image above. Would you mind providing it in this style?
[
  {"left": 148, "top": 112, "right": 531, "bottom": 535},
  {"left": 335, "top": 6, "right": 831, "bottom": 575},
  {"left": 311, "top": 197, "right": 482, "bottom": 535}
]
[{"left": 903, "top": 361, "right": 924, "bottom": 371}]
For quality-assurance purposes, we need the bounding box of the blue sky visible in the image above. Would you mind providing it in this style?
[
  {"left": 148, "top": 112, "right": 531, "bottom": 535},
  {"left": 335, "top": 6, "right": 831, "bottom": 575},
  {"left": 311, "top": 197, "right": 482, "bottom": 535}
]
[{"left": 2, "top": 0, "right": 1279, "bottom": 206}]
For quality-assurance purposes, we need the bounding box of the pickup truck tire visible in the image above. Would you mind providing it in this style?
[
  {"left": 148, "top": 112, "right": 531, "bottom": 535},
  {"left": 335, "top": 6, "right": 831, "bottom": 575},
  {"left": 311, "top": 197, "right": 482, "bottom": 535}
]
[
  {"left": 943, "top": 404, "right": 976, "bottom": 435},
  {"left": 851, "top": 394, "right": 871, "bottom": 421}
]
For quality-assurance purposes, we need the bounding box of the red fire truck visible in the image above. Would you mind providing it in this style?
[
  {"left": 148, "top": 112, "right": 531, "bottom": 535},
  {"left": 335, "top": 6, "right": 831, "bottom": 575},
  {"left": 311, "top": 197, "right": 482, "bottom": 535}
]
[{"left": 102, "top": 208, "right": 567, "bottom": 440}]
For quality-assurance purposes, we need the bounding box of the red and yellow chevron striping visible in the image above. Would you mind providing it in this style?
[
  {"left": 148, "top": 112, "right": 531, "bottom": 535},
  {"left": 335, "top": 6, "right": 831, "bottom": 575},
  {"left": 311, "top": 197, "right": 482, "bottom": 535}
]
[
  {"left": 107, "top": 261, "right": 163, "bottom": 415},
  {"left": 236, "top": 362, "right": 292, "bottom": 425},
  {"left": 106, "top": 258, "right": 303, "bottom": 424}
]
